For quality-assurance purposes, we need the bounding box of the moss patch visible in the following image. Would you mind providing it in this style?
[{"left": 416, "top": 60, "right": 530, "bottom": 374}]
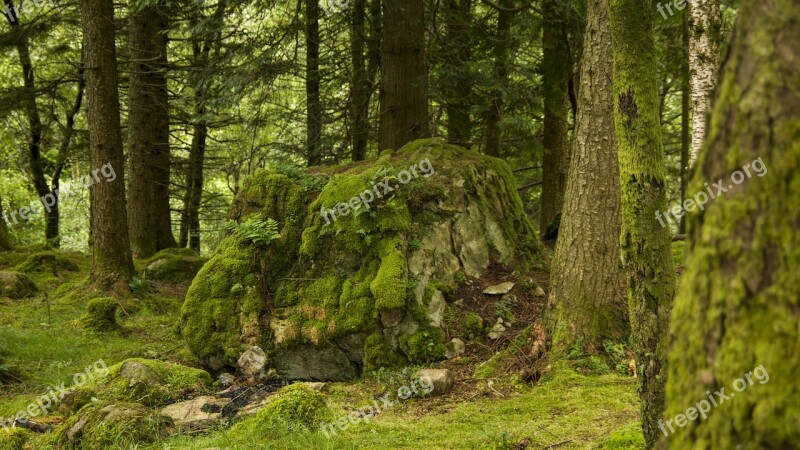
[
  {"left": 48, "top": 402, "right": 172, "bottom": 449},
  {"left": 78, "top": 297, "right": 120, "bottom": 332},
  {"left": 0, "top": 271, "right": 37, "bottom": 300},
  {"left": 235, "top": 383, "right": 331, "bottom": 432},
  {"left": 143, "top": 248, "right": 208, "bottom": 283}
]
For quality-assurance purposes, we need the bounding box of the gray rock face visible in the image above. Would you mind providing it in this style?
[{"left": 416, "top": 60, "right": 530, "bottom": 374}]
[
  {"left": 415, "top": 369, "right": 455, "bottom": 395},
  {"left": 237, "top": 346, "right": 269, "bottom": 385},
  {"left": 272, "top": 345, "right": 358, "bottom": 381},
  {"left": 160, "top": 396, "right": 227, "bottom": 432},
  {"left": 445, "top": 338, "right": 466, "bottom": 359}
]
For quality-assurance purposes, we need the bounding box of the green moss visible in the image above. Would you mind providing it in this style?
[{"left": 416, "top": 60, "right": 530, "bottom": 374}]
[
  {"left": 14, "top": 251, "right": 80, "bottom": 274},
  {"left": 474, "top": 326, "right": 535, "bottom": 379},
  {"left": 78, "top": 297, "right": 119, "bottom": 332},
  {"left": 364, "top": 332, "right": 406, "bottom": 372},
  {"left": 0, "top": 427, "right": 29, "bottom": 450},
  {"left": 236, "top": 383, "right": 331, "bottom": 432},
  {"left": 602, "top": 422, "right": 646, "bottom": 449},
  {"left": 143, "top": 248, "right": 207, "bottom": 283},
  {"left": 401, "top": 327, "right": 446, "bottom": 363},
  {"left": 48, "top": 402, "right": 172, "bottom": 449},
  {"left": 459, "top": 312, "right": 485, "bottom": 339},
  {"left": 0, "top": 271, "right": 37, "bottom": 299},
  {"left": 370, "top": 238, "right": 408, "bottom": 313}
]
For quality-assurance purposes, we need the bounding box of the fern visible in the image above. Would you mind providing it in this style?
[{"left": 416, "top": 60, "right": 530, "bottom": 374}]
[{"left": 226, "top": 216, "right": 281, "bottom": 248}]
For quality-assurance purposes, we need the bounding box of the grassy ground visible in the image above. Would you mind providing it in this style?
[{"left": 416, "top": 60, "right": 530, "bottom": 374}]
[{"left": 0, "top": 248, "right": 645, "bottom": 449}]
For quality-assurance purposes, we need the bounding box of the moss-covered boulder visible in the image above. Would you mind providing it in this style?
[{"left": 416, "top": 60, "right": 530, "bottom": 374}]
[
  {"left": 48, "top": 402, "right": 172, "bottom": 449},
  {"left": 14, "top": 251, "right": 81, "bottom": 274},
  {"left": 234, "top": 383, "right": 331, "bottom": 433},
  {"left": 78, "top": 297, "right": 119, "bottom": 332},
  {"left": 180, "top": 138, "right": 543, "bottom": 379},
  {"left": 143, "top": 248, "right": 208, "bottom": 283},
  {"left": 0, "top": 271, "right": 37, "bottom": 299},
  {"left": 73, "top": 358, "right": 212, "bottom": 408}
]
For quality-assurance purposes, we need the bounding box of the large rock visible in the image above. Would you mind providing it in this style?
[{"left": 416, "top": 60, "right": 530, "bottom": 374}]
[
  {"left": 415, "top": 368, "right": 455, "bottom": 395},
  {"left": 0, "top": 271, "right": 37, "bottom": 299},
  {"left": 179, "top": 139, "right": 543, "bottom": 378},
  {"left": 49, "top": 402, "right": 172, "bottom": 449},
  {"left": 143, "top": 248, "right": 208, "bottom": 283},
  {"left": 160, "top": 396, "right": 227, "bottom": 432}
]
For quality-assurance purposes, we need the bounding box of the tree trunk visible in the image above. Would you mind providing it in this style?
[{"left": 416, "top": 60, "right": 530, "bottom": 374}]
[
  {"left": 379, "top": 0, "right": 429, "bottom": 150},
  {"left": 306, "top": 0, "right": 322, "bottom": 166},
  {"left": 664, "top": 0, "right": 799, "bottom": 447},
  {"left": 0, "top": 198, "right": 11, "bottom": 250},
  {"left": 540, "top": 0, "right": 572, "bottom": 237},
  {"left": 687, "top": 0, "right": 720, "bottom": 165},
  {"left": 484, "top": 0, "right": 512, "bottom": 156},
  {"left": 81, "top": 0, "right": 135, "bottom": 285},
  {"left": 443, "top": 0, "right": 472, "bottom": 146},
  {"left": 679, "top": 10, "right": 690, "bottom": 234},
  {"left": 4, "top": 0, "right": 61, "bottom": 246},
  {"left": 349, "top": 0, "right": 380, "bottom": 161},
  {"left": 608, "top": 0, "right": 676, "bottom": 446},
  {"left": 547, "top": 0, "right": 627, "bottom": 357},
  {"left": 128, "top": 0, "right": 176, "bottom": 258}
]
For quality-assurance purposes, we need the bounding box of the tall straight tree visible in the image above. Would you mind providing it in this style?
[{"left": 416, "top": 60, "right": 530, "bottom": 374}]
[
  {"left": 0, "top": 198, "right": 11, "bottom": 250},
  {"left": 540, "top": 0, "right": 572, "bottom": 236},
  {"left": 665, "top": 0, "right": 799, "bottom": 446},
  {"left": 547, "top": 0, "right": 627, "bottom": 357},
  {"left": 483, "top": 0, "right": 512, "bottom": 156},
  {"left": 379, "top": 0, "right": 429, "bottom": 150},
  {"left": 306, "top": 0, "right": 322, "bottom": 165},
  {"left": 128, "top": 0, "right": 176, "bottom": 257},
  {"left": 443, "top": 0, "right": 472, "bottom": 146},
  {"left": 349, "top": 0, "right": 381, "bottom": 161},
  {"left": 81, "top": 0, "right": 135, "bottom": 285},
  {"left": 608, "top": 0, "right": 676, "bottom": 445},
  {"left": 687, "top": 0, "right": 720, "bottom": 165}
]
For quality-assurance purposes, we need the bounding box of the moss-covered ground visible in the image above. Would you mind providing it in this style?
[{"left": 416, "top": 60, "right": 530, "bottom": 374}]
[{"left": 0, "top": 247, "right": 643, "bottom": 449}]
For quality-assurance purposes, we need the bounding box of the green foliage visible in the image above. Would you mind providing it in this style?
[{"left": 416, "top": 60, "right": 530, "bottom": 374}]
[{"left": 225, "top": 215, "right": 281, "bottom": 248}]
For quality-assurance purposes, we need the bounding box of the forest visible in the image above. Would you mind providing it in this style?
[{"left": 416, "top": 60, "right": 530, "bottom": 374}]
[{"left": 0, "top": 0, "right": 797, "bottom": 447}]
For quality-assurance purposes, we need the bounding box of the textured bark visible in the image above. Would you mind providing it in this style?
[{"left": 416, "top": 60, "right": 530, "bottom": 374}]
[
  {"left": 608, "top": 0, "right": 676, "bottom": 445},
  {"left": 548, "top": 0, "right": 627, "bottom": 357},
  {"left": 81, "top": 0, "right": 135, "bottom": 284},
  {"left": 664, "top": 0, "right": 800, "bottom": 447},
  {"left": 540, "top": 0, "right": 572, "bottom": 236},
  {"left": 680, "top": 10, "right": 690, "bottom": 234},
  {"left": 484, "top": 0, "right": 512, "bottom": 156},
  {"left": 379, "top": 0, "right": 429, "bottom": 150},
  {"left": 687, "top": 0, "right": 720, "bottom": 165},
  {"left": 306, "top": 0, "right": 323, "bottom": 165},
  {"left": 349, "top": 0, "right": 381, "bottom": 161},
  {"left": 0, "top": 198, "right": 11, "bottom": 250},
  {"left": 443, "top": 0, "right": 472, "bottom": 146},
  {"left": 128, "top": 0, "right": 176, "bottom": 257}
]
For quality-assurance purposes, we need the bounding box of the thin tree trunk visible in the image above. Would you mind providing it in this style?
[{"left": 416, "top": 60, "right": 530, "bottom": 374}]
[
  {"left": 0, "top": 198, "right": 11, "bottom": 250},
  {"left": 484, "top": 0, "right": 512, "bottom": 156},
  {"left": 679, "top": 10, "right": 690, "bottom": 234},
  {"left": 665, "top": 0, "right": 799, "bottom": 447},
  {"left": 444, "top": 0, "right": 472, "bottom": 146},
  {"left": 687, "top": 0, "right": 720, "bottom": 165},
  {"left": 306, "top": 0, "right": 322, "bottom": 165},
  {"left": 379, "top": 0, "right": 429, "bottom": 150},
  {"left": 81, "top": 0, "right": 135, "bottom": 285},
  {"left": 128, "top": 0, "right": 176, "bottom": 257},
  {"left": 608, "top": 0, "right": 676, "bottom": 445},
  {"left": 548, "top": 0, "right": 627, "bottom": 357},
  {"left": 540, "top": 0, "right": 572, "bottom": 237},
  {"left": 349, "top": 0, "right": 380, "bottom": 161}
]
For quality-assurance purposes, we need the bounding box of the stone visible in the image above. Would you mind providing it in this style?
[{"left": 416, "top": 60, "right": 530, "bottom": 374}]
[
  {"left": 483, "top": 282, "right": 514, "bottom": 295},
  {"left": 488, "top": 317, "right": 507, "bottom": 340},
  {"left": 218, "top": 373, "right": 235, "bottom": 387},
  {"left": 427, "top": 289, "right": 447, "bottom": 327},
  {"left": 0, "top": 271, "right": 37, "bottom": 299},
  {"left": 445, "top": 338, "right": 466, "bottom": 359},
  {"left": 303, "top": 382, "right": 328, "bottom": 392},
  {"left": 415, "top": 369, "right": 454, "bottom": 395},
  {"left": 237, "top": 346, "right": 269, "bottom": 385},
  {"left": 160, "top": 396, "right": 227, "bottom": 432}
]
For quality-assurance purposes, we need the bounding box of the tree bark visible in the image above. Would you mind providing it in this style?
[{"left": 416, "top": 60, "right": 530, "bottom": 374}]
[
  {"left": 547, "top": 0, "right": 627, "bottom": 357},
  {"left": 0, "top": 198, "right": 11, "bottom": 250},
  {"left": 687, "top": 0, "right": 720, "bottom": 165},
  {"left": 679, "top": 10, "right": 690, "bottom": 234},
  {"left": 443, "top": 0, "right": 472, "bottom": 146},
  {"left": 379, "top": 0, "right": 430, "bottom": 150},
  {"left": 664, "top": 0, "right": 800, "bottom": 447},
  {"left": 349, "top": 0, "right": 380, "bottom": 161},
  {"left": 608, "top": 0, "right": 676, "bottom": 445},
  {"left": 540, "top": 0, "right": 572, "bottom": 237},
  {"left": 483, "top": 0, "right": 512, "bottom": 156},
  {"left": 81, "top": 0, "right": 135, "bottom": 285},
  {"left": 306, "top": 0, "right": 323, "bottom": 165},
  {"left": 128, "top": 0, "right": 176, "bottom": 258}
]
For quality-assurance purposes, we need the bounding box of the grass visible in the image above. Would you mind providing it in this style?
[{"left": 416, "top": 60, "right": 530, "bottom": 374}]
[{"left": 0, "top": 248, "right": 644, "bottom": 449}]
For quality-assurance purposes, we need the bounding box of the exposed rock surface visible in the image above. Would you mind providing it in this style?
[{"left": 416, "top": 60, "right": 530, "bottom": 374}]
[
  {"left": 180, "top": 138, "right": 543, "bottom": 379},
  {"left": 415, "top": 368, "right": 454, "bottom": 395}
]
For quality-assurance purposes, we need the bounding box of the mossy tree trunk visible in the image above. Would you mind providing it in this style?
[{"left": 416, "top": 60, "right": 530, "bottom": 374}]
[
  {"left": 540, "top": 0, "right": 572, "bottom": 236},
  {"left": 608, "top": 0, "right": 676, "bottom": 445},
  {"left": 128, "top": 0, "right": 176, "bottom": 258},
  {"left": 379, "top": 0, "right": 430, "bottom": 150},
  {"left": 664, "top": 0, "right": 800, "bottom": 447},
  {"left": 82, "top": 0, "right": 135, "bottom": 285},
  {"left": 548, "top": 0, "right": 627, "bottom": 358}
]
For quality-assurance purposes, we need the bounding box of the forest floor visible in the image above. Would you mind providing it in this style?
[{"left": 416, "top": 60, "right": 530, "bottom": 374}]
[{"left": 0, "top": 246, "right": 664, "bottom": 449}]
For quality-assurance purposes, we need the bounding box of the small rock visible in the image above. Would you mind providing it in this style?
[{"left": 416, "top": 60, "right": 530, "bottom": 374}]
[
  {"left": 532, "top": 282, "right": 546, "bottom": 297},
  {"left": 237, "top": 346, "right": 269, "bottom": 385},
  {"left": 453, "top": 298, "right": 465, "bottom": 307},
  {"left": 218, "top": 373, "right": 235, "bottom": 387},
  {"left": 415, "top": 369, "right": 454, "bottom": 396},
  {"left": 160, "top": 396, "right": 228, "bottom": 432},
  {"left": 488, "top": 318, "right": 506, "bottom": 340},
  {"left": 445, "top": 338, "right": 466, "bottom": 359},
  {"left": 303, "top": 382, "right": 328, "bottom": 392},
  {"left": 483, "top": 282, "right": 514, "bottom": 295}
]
